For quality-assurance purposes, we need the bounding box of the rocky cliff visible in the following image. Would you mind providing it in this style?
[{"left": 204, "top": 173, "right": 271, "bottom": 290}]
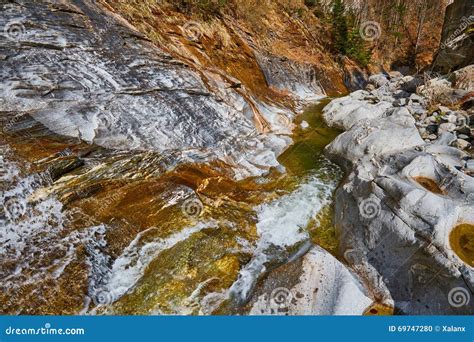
[{"left": 432, "top": 0, "right": 474, "bottom": 73}]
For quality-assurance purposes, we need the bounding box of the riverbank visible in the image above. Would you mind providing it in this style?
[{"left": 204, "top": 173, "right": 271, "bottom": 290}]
[{"left": 322, "top": 68, "right": 474, "bottom": 314}]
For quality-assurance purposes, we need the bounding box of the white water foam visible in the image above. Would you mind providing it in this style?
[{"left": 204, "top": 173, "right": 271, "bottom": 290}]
[
  {"left": 92, "top": 220, "right": 218, "bottom": 307},
  {"left": 229, "top": 173, "right": 337, "bottom": 304},
  {"left": 0, "top": 154, "right": 106, "bottom": 296}
]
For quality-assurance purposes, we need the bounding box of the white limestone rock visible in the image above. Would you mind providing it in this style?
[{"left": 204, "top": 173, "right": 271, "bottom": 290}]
[
  {"left": 322, "top": 75, "right": 474, "bottom": 315},
  {"left": 368, "top": 74, "right": 389, "bottom": 88},
  {"left": 322, "top": 91, "right": 392, "bottom": 130},
  {"left": 249, "top": 246, "right": 373, "bottom": 315}
]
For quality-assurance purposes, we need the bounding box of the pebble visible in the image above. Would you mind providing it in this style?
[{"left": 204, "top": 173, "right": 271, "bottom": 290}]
[
  {"left": 365, "top": 84, "right": 375, "bottom": 91},
  {"left": 455, "top": 139, "right": 471, "bottom": 149},
  {"left": 426, "top": 124, "right": 438, "bottom": 134},
  {"left": 447, "top": 114, "right": 457, "bottom": 123},
  {"left": 409, "top": 93, "right": 424, "bottom": 102},
  {"left": 438, "top": 105, "right": 451, "bottom": 113},
  {"left": 438, "top": 122, "right": 456, "bottom": 133},
  {"left": 393, "top": 98, "right": 408, "bottom": 107},
  {"left": 389, "top": 71, "right": 403, "bottom": 79},
  {"left": 456, "top": 125, "right": 471, "bottom": 135},
  {"left": 300, "top": 121, "right": 309, "bottom": 129}
]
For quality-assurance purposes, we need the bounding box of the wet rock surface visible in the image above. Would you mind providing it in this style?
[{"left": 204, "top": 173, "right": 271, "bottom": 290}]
[
  {"left": 0, "top": 1, "right": 358, "bottom": 315},
  {"left": 0, "top": 0, "right": 313, "bottom": 180},
  {"left": 249, "top": 246, "right": 373, "bottom": 315},
  {"left": 323, "top": 69, "right": 474, "bottom": 314},
  {"left": 2, "top": 0, "right": 469, "bottom": 317}
]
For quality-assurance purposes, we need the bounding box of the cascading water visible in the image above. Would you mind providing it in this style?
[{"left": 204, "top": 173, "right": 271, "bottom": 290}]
[{"left": 0, "top": 100, "right": 342, "bottom": 315}]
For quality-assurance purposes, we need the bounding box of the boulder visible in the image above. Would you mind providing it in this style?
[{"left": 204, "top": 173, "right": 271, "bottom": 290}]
[
  {"left": 322, "top": 91, "right": 392, "bottom": 131},
  {"left": 432, "top": 0, "right": 474, "bottom": 73},
  {"left": 449, "top": 65, "right": 474, "bottom": 92},
  {"left": 439, "top": 122, "right": 457, "bottom": 133},
  {"left": 368, "top": 74, "right": 389, "bottom": 88},
  {"left": 249, "top": 246, "right": 374, "bottom": 315},
  {"left": 323, "top": 78, "right": 474, "bottom": 315},
  {"left": 454, "top": 139, "right": 471, "bottom": 150}
]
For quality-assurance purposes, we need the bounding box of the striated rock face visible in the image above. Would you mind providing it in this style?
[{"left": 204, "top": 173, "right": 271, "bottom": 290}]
[
  {"left": 323, "top": 73, "right": 474, "bottom": 314},
  {"left": 432, "top": 0, "right": 474, "bottom": 73},
  {"left": 255, "top": 52, "right": 326, "bottom": 104},
  {"left": 0, "top": 0, "right": 324, "bottom": 180}
]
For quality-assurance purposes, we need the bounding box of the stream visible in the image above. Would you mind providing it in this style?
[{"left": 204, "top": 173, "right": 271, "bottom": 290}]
[{"left": 0, "top": 100, "right": 343, "bottom": 315}]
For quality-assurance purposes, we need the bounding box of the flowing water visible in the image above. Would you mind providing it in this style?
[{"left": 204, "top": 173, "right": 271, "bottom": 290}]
[{"left": 0, "top": 100, "right": 342, "bottom": 315}]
